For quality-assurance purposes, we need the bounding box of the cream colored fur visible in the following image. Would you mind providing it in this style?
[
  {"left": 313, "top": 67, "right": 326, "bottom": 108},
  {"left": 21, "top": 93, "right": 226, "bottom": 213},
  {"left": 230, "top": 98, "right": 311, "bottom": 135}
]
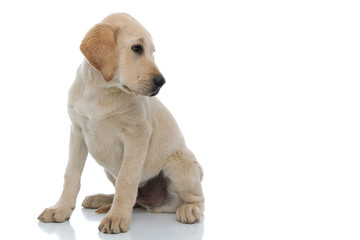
[{"left": 38, "top": 13, "right": 204, "bottom": 234}]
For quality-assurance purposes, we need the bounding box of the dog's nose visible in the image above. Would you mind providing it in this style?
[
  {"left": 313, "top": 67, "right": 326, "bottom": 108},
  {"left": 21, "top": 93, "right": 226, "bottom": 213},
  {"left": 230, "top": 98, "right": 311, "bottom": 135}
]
[{"left": 153, "top": 75, "right": 166, "bottom": 87}]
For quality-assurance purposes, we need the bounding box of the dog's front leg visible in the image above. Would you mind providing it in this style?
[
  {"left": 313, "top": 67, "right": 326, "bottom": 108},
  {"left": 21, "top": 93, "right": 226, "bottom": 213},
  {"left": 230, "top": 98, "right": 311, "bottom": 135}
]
[
  {"left": 38, "top": 124, "right": 88, "bottom": 222},
  {"left": 98, "top": 139, "right": 148, "bottom": 234}
]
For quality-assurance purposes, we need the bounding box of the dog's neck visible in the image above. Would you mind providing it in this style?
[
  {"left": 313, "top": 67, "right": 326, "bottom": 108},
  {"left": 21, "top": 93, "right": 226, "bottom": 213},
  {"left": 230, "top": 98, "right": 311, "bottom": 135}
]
[
  {"left": 78, "top": 60, "right": 120, "bottom": 89},
  {"left": 68, "top": 59, "right": 143, "bottom": 120}
]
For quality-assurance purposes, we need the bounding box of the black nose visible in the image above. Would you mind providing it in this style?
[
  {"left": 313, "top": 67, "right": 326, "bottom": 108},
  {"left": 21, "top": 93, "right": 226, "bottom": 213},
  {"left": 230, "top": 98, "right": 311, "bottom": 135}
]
[{"left": 153, "top": 75, "right": 166, "bottom": 87}]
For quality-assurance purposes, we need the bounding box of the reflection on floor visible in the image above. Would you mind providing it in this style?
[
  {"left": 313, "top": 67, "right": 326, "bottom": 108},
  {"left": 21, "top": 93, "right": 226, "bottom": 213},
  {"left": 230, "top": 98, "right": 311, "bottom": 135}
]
[{"left": 38, "top": 208, "right": 204, "bottom": 240}]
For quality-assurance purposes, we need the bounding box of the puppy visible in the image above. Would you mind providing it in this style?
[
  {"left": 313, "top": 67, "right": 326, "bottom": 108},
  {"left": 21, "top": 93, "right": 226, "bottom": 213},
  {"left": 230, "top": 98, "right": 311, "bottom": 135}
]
[{"left": 38, "top": 13, "right": 204, "bottom": 234}]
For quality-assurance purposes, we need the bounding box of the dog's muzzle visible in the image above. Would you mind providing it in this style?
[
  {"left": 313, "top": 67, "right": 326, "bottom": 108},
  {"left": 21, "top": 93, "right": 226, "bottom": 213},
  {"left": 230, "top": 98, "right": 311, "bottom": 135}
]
[{"left": 150, "top": 75, "right": 166, "bottom": 97}]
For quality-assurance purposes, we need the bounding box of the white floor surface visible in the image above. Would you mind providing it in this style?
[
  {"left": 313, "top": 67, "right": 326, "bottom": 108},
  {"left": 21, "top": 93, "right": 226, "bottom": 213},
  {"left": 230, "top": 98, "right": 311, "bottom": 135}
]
[{"left": 36, "top": 208, "right": 204, "bottom": 240}]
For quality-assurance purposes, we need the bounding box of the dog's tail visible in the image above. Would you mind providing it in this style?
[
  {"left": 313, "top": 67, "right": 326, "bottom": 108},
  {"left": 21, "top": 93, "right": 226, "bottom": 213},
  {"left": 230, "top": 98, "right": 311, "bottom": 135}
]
[{"left": 95, "top": 204, "right": 112, "bottom": 214}]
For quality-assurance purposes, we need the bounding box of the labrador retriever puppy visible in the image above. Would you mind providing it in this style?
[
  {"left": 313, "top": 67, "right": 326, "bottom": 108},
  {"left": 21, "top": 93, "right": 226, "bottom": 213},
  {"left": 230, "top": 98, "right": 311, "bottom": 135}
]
[{"left": 38, "top": 13, "right": 204, "bottom": 234}]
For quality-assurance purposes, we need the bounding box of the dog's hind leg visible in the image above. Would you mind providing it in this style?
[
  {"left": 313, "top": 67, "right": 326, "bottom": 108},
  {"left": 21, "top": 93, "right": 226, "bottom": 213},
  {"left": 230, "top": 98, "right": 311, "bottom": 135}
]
[
  {"left": 82, "top": 193, "right": 114, "bottom": 209},
  {"left": 163, "top": 149, "right": 205, "bottom": 224},
  {"left": 82, "top": 170, "right": 115, "bottom": 209}
]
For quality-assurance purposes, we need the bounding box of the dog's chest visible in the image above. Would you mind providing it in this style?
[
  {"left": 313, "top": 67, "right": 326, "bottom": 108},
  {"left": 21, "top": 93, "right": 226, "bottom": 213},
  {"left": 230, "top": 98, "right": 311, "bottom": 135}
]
[{"left": 82, "top": 117, "right": 125, "bottom": 172}]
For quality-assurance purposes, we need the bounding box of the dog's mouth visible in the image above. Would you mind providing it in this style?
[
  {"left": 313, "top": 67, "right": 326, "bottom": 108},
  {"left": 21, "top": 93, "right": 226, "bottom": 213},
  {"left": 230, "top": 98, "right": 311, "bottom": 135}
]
[
  {"left": 150, "top": 89, "right": 160, "bottom": 97},
  {"left": 122, "top": 84, "right": 161, "bottom": 97},
  {"left": 122, "top": 85, "right": 133, "bottom": 94}
]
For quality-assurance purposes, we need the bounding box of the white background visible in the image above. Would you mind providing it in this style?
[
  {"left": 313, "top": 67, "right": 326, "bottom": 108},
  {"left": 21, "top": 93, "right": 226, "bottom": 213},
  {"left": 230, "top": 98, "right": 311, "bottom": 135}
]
[{"left": 0, "top": 0, "right": 359, "bottom": 239}]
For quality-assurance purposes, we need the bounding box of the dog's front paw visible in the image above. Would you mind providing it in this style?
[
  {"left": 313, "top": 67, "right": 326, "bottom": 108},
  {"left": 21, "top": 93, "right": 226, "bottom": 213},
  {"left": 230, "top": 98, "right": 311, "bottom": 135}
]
[
  {"left": 38, "top": 206, "right": 73, "bottom": 223},
  {"left": 98, "top": 212, "right": 131, "bottom": 234}
]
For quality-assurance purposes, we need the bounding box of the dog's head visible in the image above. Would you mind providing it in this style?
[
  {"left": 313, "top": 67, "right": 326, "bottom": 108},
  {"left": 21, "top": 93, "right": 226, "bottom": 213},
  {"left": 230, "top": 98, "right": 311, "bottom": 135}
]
[{"left": 80, "top": 13, "right": 165, "bottom": 97}]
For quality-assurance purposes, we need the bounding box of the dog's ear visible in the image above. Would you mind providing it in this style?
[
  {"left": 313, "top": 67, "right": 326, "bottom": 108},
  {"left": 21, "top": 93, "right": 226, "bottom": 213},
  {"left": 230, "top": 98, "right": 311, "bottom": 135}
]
[{"left": 80, "top": 23, "right": 119, "bottom": 82}]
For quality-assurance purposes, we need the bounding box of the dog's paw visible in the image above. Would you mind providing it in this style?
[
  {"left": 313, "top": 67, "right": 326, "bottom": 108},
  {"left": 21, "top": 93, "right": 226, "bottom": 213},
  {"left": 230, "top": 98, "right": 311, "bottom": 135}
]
[
  {"left": 38, "top": 206, "right": 73, "bottom": 223},
  {"left": 98, "top": 212, "right": 131, "bottom": 234},
  {"left": 82, "top": 194, "right": 114, "bottom": 209},
  {"left": 176, "top": 203, "right": 202, "bottom": 224}
]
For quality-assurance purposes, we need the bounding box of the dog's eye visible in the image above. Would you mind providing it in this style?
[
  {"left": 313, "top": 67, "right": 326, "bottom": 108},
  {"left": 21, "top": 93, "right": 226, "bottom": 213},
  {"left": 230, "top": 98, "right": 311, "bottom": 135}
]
[{"left": 132, "top": 45, "right": 143, "bottom": 54}]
